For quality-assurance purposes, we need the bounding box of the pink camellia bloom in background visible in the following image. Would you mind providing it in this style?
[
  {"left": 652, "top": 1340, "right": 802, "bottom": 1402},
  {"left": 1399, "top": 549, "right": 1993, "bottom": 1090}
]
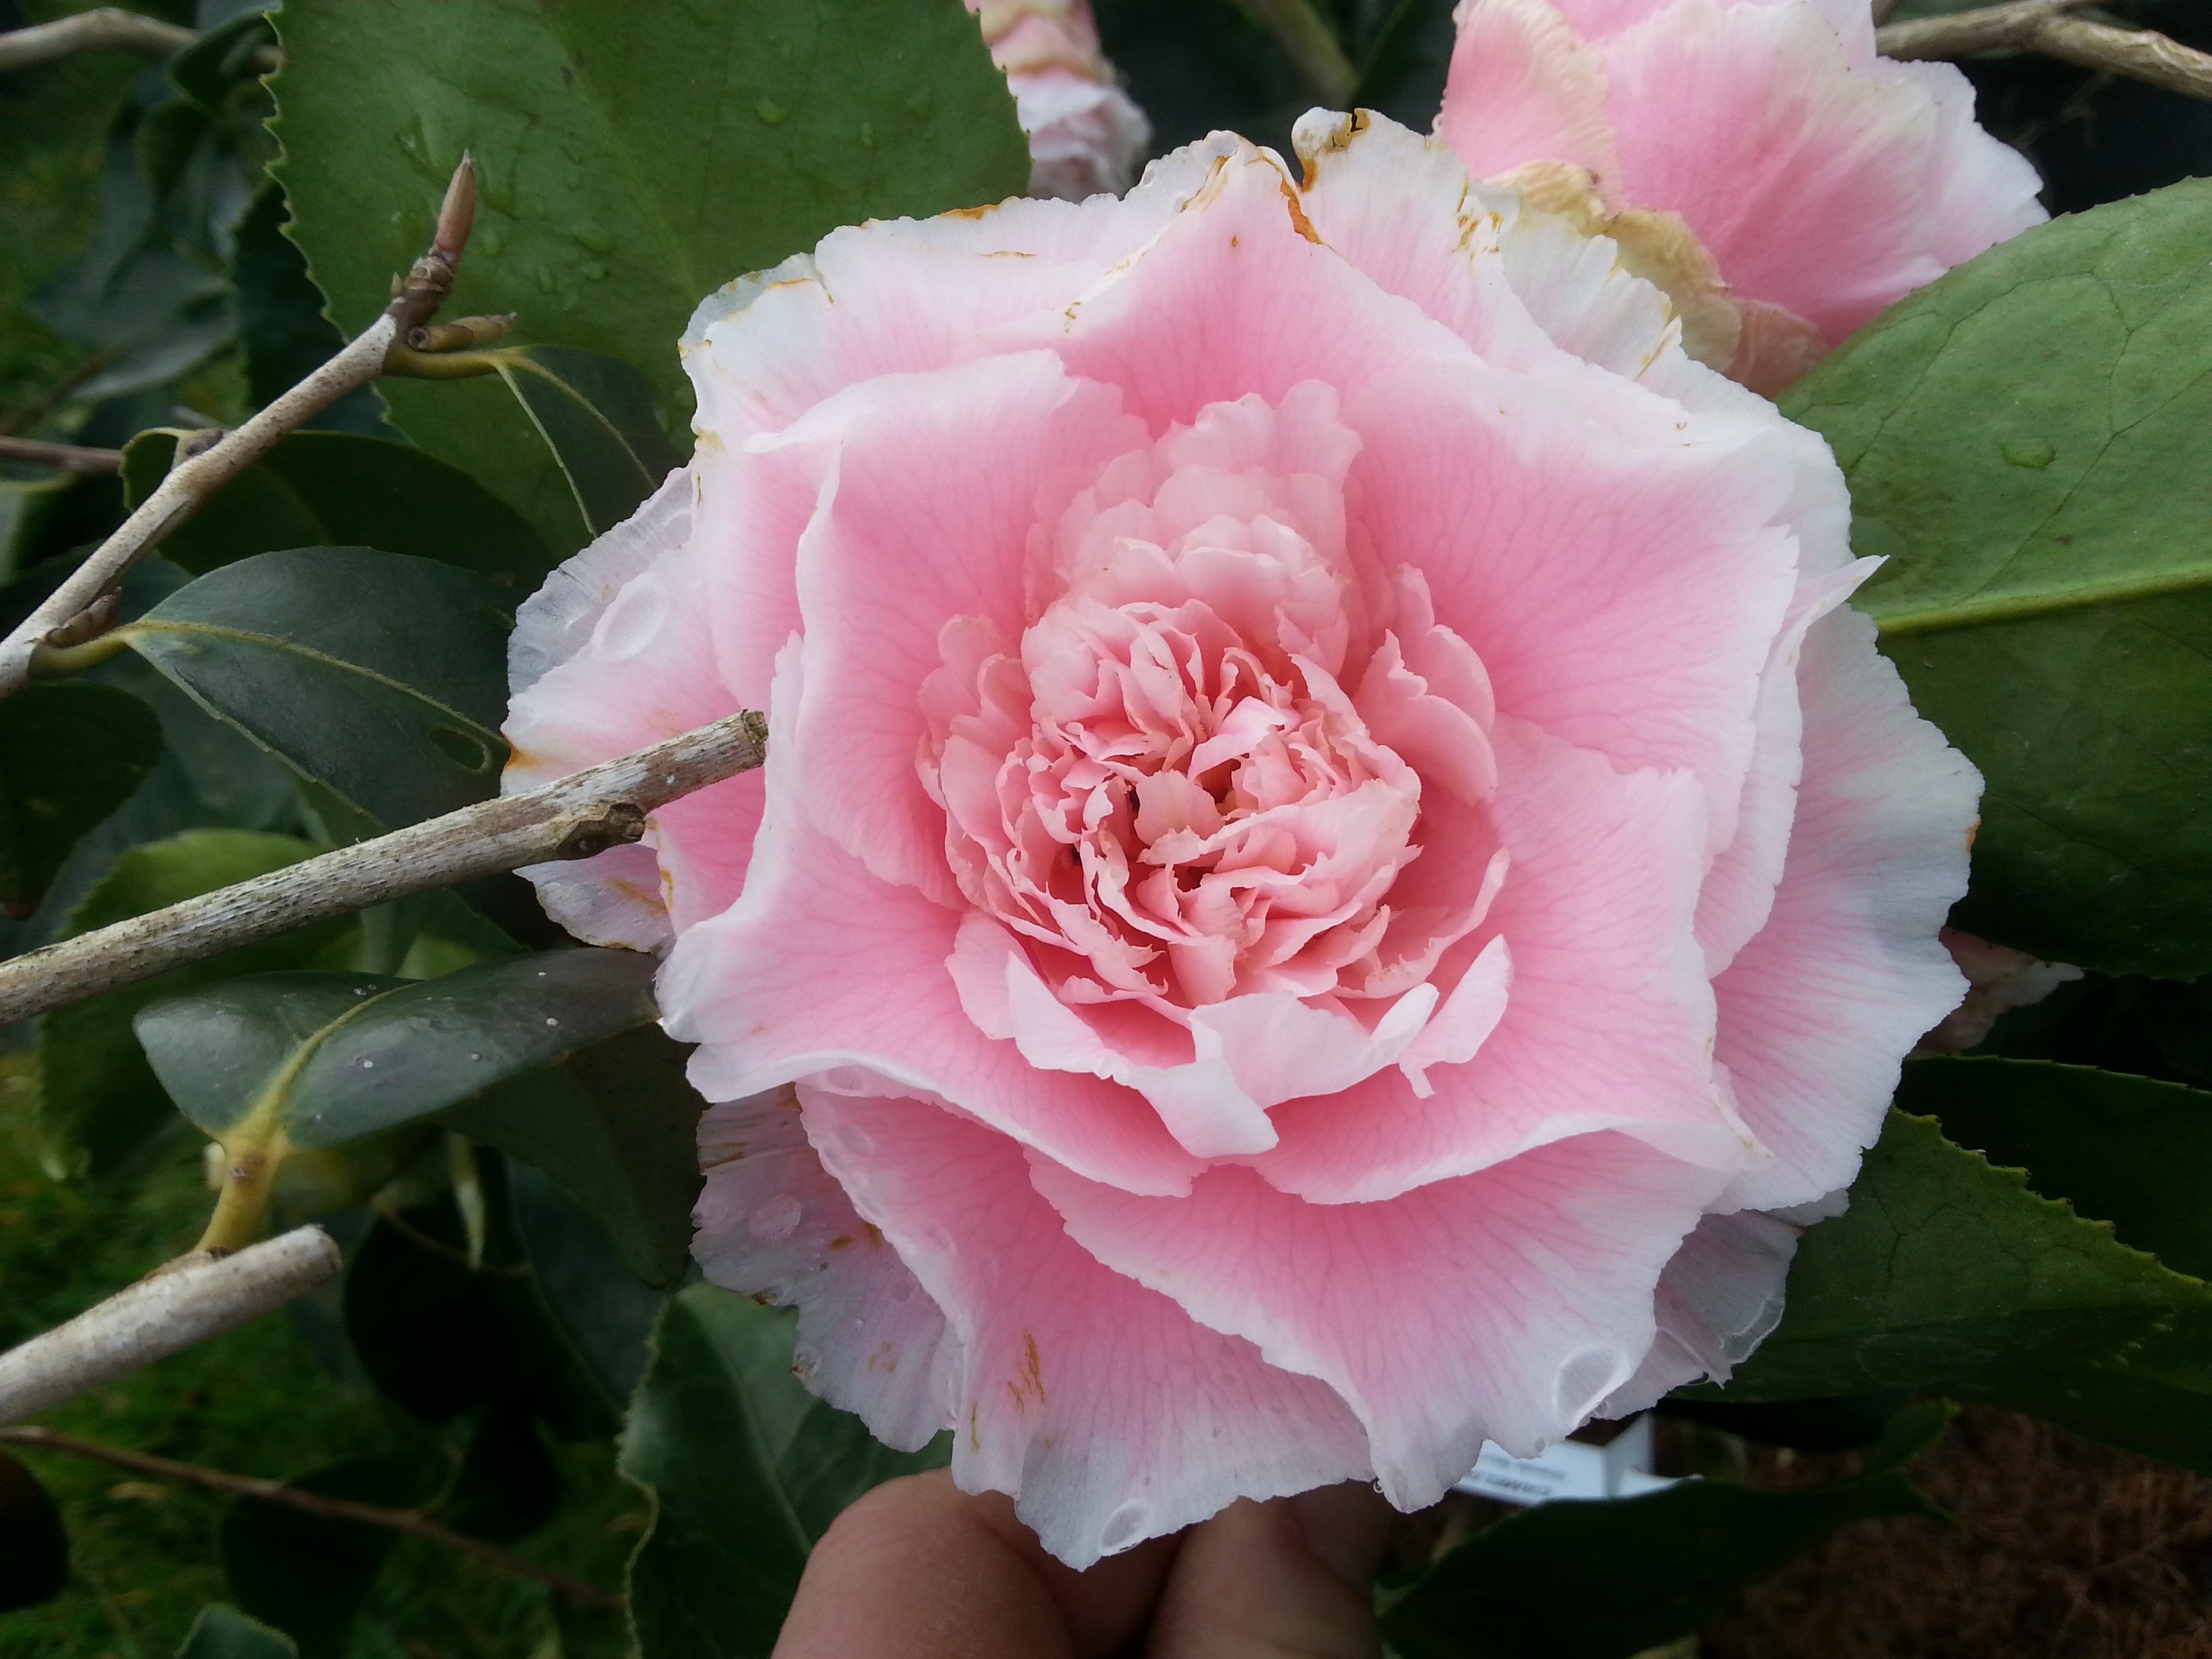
[
  {"left": 503, "top": 110, "right": 1980, "bottom": 1565},
  {"left": 1437, "top": 0, "right": 2045, "bottom": 392},
  {"left": 968, "top": 0, "right": 1151, "bottom": 199}
]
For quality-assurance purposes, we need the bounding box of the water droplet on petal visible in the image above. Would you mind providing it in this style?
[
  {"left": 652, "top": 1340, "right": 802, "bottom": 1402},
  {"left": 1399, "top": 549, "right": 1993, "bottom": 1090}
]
[{"left": 747, "top": 1194, "right": 802, "bottom": 1242}]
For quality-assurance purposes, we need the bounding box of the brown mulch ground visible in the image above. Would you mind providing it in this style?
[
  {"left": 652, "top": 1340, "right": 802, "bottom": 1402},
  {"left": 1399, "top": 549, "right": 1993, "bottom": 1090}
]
[{"left": 1700, "top": 1407, "right": 2212, "bottom": 1658}]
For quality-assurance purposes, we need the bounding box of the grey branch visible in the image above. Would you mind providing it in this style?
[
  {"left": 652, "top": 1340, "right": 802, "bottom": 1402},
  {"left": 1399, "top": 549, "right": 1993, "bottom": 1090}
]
[
  {"left": 0, "top": 1227, "right": 338, "bottom": 1425},
  {"left": 0, "top": 710, "right": 767, "bottom": 1029},
  {"left": 1879, "top": 0, "right": 2212, "bottom": 101},
  {"left": 0, "top": 434, "right": 126, "bottom": 473},
  {"left": 0, "top": 155, "right": 478, "bottom": 703},
  {"left": 0, "top": 7, "right": 194, "bottom": 74},
  {"left": 0, "top": 1424, "right": 624, "bottom": 1610},
  {"left": 1238, "top": 0, "right": 1358, "bottom": 107}
]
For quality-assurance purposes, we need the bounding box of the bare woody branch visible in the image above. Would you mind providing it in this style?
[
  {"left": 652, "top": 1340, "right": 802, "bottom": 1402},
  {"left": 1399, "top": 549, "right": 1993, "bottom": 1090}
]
[
  {"left": 0, "top": 434, "right": 125, "bottom": 473},
  {"left": 0, "top": 1227, "right": 339, "bottom": 1426},
  {"left": 0, "top": 1424, "right": 625, "bottom": 1611},
  {"left": 0, "top": 155, "right": 480, "bottom": 704},
  {"left": 0, "top": 710, "right": 767, "bottom": 1030},
  {"left": 1879, "top": 0, "right": 2212, "bottom": 102},
  {"left": 0, "top": 7, "right": 194, "bottom": 75}
]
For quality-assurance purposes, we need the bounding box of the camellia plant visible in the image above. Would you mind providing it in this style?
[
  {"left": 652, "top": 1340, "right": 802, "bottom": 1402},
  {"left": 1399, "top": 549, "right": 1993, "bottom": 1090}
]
[{"left": 0, "top": 0, "right": 2209, "bottom": 1654}]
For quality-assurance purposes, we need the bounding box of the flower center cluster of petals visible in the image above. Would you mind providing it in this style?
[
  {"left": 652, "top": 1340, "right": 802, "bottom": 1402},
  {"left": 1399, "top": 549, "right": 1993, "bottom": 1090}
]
[{"left": 919, "top": 387, "right": 1502, "bottom": 1026}]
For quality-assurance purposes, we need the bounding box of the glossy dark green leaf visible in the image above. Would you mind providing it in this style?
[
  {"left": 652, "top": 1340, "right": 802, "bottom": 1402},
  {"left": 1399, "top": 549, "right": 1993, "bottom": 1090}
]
[
  {"left": 176, "top": 1605, "right": 300, "bottom": 1659},
  {"left": 121, "top": 547, "right": 512, "bottom": 827},
  {"left": 1380, "top": 1403, "right": 1951, "bottom": 1659},
  {"left": 510, "top": 1162, "right": 664, "bottom": 1403},
  {"left": 1782, "top": 178, "right": 2212, "bottom": 975},
  {"left": 490, "top": 345, "right": 684, "bottom": 539},
  {"left": 230, "top": 180, "right": 394, "bottom": 437},
  {"left": 133, "top": 947, "right": 657, "bottom": 1145},
  {"left": 441, "top": 1403, "right": 564, "bottom": 1543},
  {"left": 445, "top": 1023, "right": 705, "bottom": 1288},
  {"left": 1904, "top": 1056, "right": 2212, "bottom": 1474},
  {"left": 272, "top": 0, "right": 1028, "bottom": 547},
  {"left": 1717, "top": 1111, "right": 2205, "bottom": 1400},
  {"left": 121, "top": 428, "right": 553, "bottom": 583},
  {"left": 344, "top": 1166, "right": 609, "bottom": 1433},
  {"left": 0, "top": 1449, "right": 69, "bottom": 1613},
  {"left": 220, "top": 1454, "right": 429, "bottom": 1659},
  {"left": 34, "top": 830, "right": 362, "bottom": 1180},
  {"left": 622, "top": 1285, "right": 954, "bottom": 1659},
  {"left": 0, "top": 682, "right": 162, "bottom": 916}
]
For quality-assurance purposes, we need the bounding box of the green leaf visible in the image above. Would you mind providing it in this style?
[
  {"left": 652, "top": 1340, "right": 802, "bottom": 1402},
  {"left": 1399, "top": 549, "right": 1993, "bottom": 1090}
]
[
  {"left": 489, "top": 345, "right": 684, "bottom": 539},
  {"left": 621, "top": 1284, "right": 953, "bottom": 1659},
  {"left": 1380, "top": 1403, "right": 1952, "bottom": 1659},
  {"left": 34, "top": 829, "right": 362, "bottom": 1181},
  {"left": 0, "top": 1449, "right": 68, "bottom": 1614},
  {"left": 270, "top": 0, "right": 1029, "bottom": 539},
  {"left": 219, "top": 1455, "right": 430, "bottom": 1659},
  {"left": 0, "top": 683, "right": 162, "bottom": 916},
  {"left": 121, "top": 428, "right": 553, "bottom": 584},
  {"left": 1717, "top": 1111, "right": 2205, "bottom": 1400},
  {"left": 441, "top": 1404, "right": 564, "bottom": 1543},
  {"left": 131, "top": 947, "right": 659, "bottom": 1147},
  {"left": 230, "top": 180, "right": 395, "bottom": 437},
  {"left": 1903, "top": 1055, "right": 2212, "bottom": 1474},
  {"left": 509, "top": 1162, "right": 665, "bottom": 1403},
  {"left": 121, "top": 547, "right": 512, "bottom": 828},
  {"left": 176, "top": 1606, "right": 300, "bottom": 1659},
  {"left": 444, "top": 1024, "right": 706, "bottom": 1288},
  {"left": 1781, "top": 178, "right": 2212, "bottom": 975}
]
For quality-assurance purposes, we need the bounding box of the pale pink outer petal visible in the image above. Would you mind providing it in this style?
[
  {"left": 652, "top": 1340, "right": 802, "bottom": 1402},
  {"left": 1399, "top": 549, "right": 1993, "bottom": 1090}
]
[
  {"left": 1031, "top": 1132, "right": 1728, "bottom": 1509},
  {"left": 766, "top": 354, "right": 1145, "bottom": 901},
  {"left": 662, "top": 644, "right": 1202, "bottom": 1199},
  {"left": 1437, "top": 0, "right": 1618, "bottom": 184},
  {"left": 504, "top": 468, "right": 761, "bottom": 945},
  {"left": 1712, "top": 604, "right": 1978, "bottom": 1212},
  {"left": 1342, "top": 352, "right": 1803, "bottom": 863},
  {"left": 1596, "top": 1206, "right": 1801, "bottom": 1414},
  {"left": 1253, "top": 720, "right": 1751, "bottom": 1202},
  {"left": 693, "top": 1090, "right": 956, "bottom": 1450},
  {"left": 803, "top": 1088, "right": 1374, "bottom": 1568},
  {"left": 1591, "top": 0, "right": 2045, "bottom": 342},
  {"left": 1008, "top": 69, "right": 1152, "bottom": 201}
]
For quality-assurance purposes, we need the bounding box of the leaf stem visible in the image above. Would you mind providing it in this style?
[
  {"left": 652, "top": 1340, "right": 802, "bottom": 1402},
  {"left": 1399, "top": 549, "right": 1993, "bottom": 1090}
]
[
  {"left": 1237, "top": 0, "right": 1358, "bottom": 106},
  {"left": 0, "top": 1423, "right": 626, "bottom": 1612},
  {"left": 0, "top": 155, "right": 481, "bottom": 705},
  {"left": 0, "top": 7, "right": 193, "bottom": 75},
  {"left": 0, "top": 435, "right": 125, "bottom": 474},
  {"left": 0, "top": 709, "right": 766, "bottom": 1030},
  {"left": 1878, "top": 0, "right": 2212, "bottom": 101}
]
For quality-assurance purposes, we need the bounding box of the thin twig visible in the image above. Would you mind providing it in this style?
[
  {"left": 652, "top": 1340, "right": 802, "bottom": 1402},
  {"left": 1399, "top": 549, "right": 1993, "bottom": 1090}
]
[
  {"left": 1237, "top": 0, "right": 1357, "bottom": 106},
  {"left": 0, "top": 155, "right": 479, "bottom": 703},
  {"left": 0, "top": 434, "right": 125, "bottom": 474},
  {"left": 1879, "top": 0, "right": 2212, "bottom": 100},
  {"left": 0, "top": 1229, "right": 339, "bottom": 1425},
  {"left": 0, "top": 1424, "right": 626, "bottom": 1612},
  {"left": 0, "top": 7, "right": 194, "bottom": 75},
  {"left": 0, "top": 710, "right": 767, "bottom": 1029}
]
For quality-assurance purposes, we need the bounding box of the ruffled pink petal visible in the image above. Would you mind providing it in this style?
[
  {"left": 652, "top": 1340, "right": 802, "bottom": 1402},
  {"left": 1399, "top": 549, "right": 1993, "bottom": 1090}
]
[
  {"left": 1025, "top": 142, "right": 1479, "bottom": 435},
  {"left": 1254, "top": 720, "right": 1748, "bottom": 1202},
  {"left": 1343, "top": 352, "right": 1809, "bottom": 860},
  {"left": 663, "top": 652, "right": 1202, "bottom": 1199},
  {"left": 804, "top": 1088, "right": 1374, "bottom": 1568},
  {"left": 1031, "top": 1131, "right": 1727, "bottom": 1509},
  {"left": 770, "top": 352, "right": 1145, "bottom": 900},
  {"left": 1437, "top": 0, "right": 1618, "bottom": 182},
  {"left": 1593, "top": 0, "right": 2044, "bottom": 342},
  {"left": 1712, "top": 604, "right": 1978, "bottom": 1212},
  {"left": 693, "top": 1088, "right": 955, "bottom": 1451},
  {"left": 1597, "top": 1206, "right": 1801, "bottom": 1415}
]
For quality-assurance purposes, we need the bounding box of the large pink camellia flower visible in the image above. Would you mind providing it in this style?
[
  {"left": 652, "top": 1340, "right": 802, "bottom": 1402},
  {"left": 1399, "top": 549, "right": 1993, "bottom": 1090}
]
[
  {"left": 1438, "top": 0, "right": 2045, "bottom": 391},
  {"left": 502, "top": 112, "right": 1979, "bottom": 1565}
]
